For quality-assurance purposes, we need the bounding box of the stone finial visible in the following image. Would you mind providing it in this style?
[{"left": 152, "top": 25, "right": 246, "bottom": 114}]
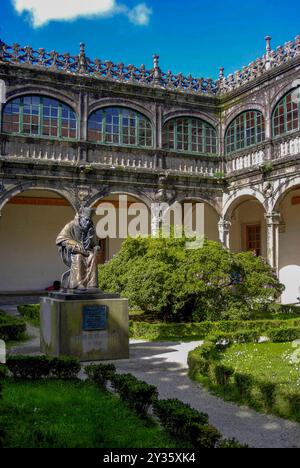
[
  {"left": 78, "top": 42, "right": 87, "bottom": 74},
  {"left": 265, "top": 36, "right": 272, "bottom": 53},
  {"left": 153, "top": 54, "right": 161, "bottom": 85},
  {"left": 265, "top": 36, "right": 272, "bottom": 70},
  {"left": 219, "top": 67, "right": 224, "bottom": 79}
]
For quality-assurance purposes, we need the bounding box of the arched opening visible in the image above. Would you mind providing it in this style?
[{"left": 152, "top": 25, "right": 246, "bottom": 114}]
[
  {"left": 87, "top": 107, "right": 153, "bottom": 148},
  {"left": 228, "top": 196, "right": 267, "bottom": 257},
  {"left": 177, "top": 199, "right": 220, "bottom": 241},
  {"left": 162, "top": 117, "right": 218, "bottom": 155},
  {"left": 276, "top": 185, "right": 300, "bottom": 304},
  {"left": 1, "top": 95, "right": 77, "bottom": 140},
  {"left": 225, "top": 110, "right": 265, "bottom": 155},
  {"left": 272, "top": 88, "right": 300, "bottom": 138},
  {"left": 92, "top": 193, "right": 151, "bottom": 262},
  {"left": 0, "top": 190, "right": 75, "bottom": 292}
]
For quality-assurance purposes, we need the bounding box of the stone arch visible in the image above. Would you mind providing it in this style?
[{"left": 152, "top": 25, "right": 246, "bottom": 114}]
[
  {"left": 172, "top": 195, "right": 221, "bottom": 242},
  {"left": 0, "top": 187, "right": 76, "bottom": 292},
  {"left": 88, "top": 98, "right": 155, "bottom": 122},
  {"left": 223, "top": 188, "right": 267, "bottom": 220},
  {"left": 86, "top": 189, "right": 152, "bottom": 264},
  {"left": 86, "top": 187, "right": 153, "bottom": 210},
  {"left": 175, "top": 194, "right": 221, "bottom": 216},
  {"left": 223, "top": 104, "right": 266, "bottom": 130},
  {"left": 272, "top": 176, "right": 300, "bottom": 212},
  {"left": 162, "top": 110, "right": 219, "bottom": 130},
  {"left": 0, "top": 184, "right": 76, "bottom": 212},
  {"left": 223, "top": 190, "right": 267, "bottom": 258},
  {"left": 270, "top": 81, "right": 300, "bottom": 109},
  {"left": 4, "top": 85, "right": 79, "bottom": 115}
]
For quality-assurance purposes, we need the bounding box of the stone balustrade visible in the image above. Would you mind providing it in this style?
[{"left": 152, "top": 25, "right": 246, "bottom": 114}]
[
  {"left": 1, "top": 36, "right": 299, "bottom": 97},
  {"left": 226, "top": 147, "right": 266, "bottom": 173},
  {"left": 0, "top": 135, "right": 220, "bottom": 177},
  {"left": 273, "top": 132, "right": 300, "bottom": 160},
  {"left": 0, "top": 136, "right": 78, "bottom": 163}
]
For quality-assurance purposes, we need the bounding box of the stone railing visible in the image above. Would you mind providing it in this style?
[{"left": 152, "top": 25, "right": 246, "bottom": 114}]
[
  {"left": 218, "top": 36, "right": 300, "bottom": 94},
  {"left": 273, "top": 132, "right": 300, "bottom": 161},
  {"left": 1, "top": 36, "right": 299, "bottom": 97},
  {"left": 0, "top": 135, "right": 78, "bottom": 163},
  {"left": 87, "top": 146, "right": 220, "bottom": 176},
  {"left": 0, "top": 134, "right": 220, "bottom": 177},
  {"left": 0, "top": 40, "right": 218, "bottom": 96},
  {"left": 226, "top": 146, "right": 266, "bottom": 173}
]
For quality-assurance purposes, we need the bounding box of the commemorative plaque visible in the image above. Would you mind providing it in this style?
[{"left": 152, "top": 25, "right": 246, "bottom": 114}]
[{"left": 83, "top": 305, "right": 108, "bottom": 331}]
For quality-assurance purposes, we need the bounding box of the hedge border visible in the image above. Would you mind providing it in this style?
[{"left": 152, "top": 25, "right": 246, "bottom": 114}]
[{"left": 188, "top": 328, "right": 300, "bottom": 422}]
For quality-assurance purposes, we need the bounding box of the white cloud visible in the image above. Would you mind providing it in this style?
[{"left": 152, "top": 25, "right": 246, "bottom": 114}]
[
  {"left": 127, "top": 4, "right": 152, "bottom": 26},
  {"left": 12, "top": 0, "right": 152, "bottom": 27}
]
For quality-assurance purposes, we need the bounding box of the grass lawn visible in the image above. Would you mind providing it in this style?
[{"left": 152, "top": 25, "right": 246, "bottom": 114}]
[
  {"left": 221, "top": 342, "right": 300, "bottom": 392},
  {"left": 195, "top": 341, "right": 300, "bottom": 422},
  {"left": 0, "top": 379, "right": 184, "bottom": 448}
]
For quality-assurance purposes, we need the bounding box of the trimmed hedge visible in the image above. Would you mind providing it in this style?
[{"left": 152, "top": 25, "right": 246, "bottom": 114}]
[
  {"left": 85, "top": 363, "right": 116, "bottom": 390},
  {"left": 188, "top": 329, "right": 300, "bottom": 422},
  {"left": 6, "top": 356, "right": 80, "bottom": 380},
  {"left": 267, "top": 327, "right": 300, "bottom": 343},
  {"left": 111, "top": 373, "right": 158, "bottom": 415},
  {"left": 152, "top": 399, "right": 247, "bottom": 449},
  {"left": 0, "top": 313, "right": 26, "bottom": 342},
  {"left": 17, "top": 304, "right": 40, "bottom": 326},
  {"left": 130, "top": 318, "right": 300, "bottom": 341}
]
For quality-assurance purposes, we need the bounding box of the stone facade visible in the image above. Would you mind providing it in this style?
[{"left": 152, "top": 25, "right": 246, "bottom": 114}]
[{"left": 0, "top": 37, "right": 300, "bottom": 303}]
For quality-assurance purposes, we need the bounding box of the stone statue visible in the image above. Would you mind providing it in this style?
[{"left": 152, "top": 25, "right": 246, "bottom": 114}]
[{"left": 56, "top": 207, "right": 100, "bottom": 291}]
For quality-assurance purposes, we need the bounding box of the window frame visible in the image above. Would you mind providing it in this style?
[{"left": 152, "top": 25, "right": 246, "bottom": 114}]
[
  {"left": 162, "top": 117, "right": 218, "bottom": 156},
  {"left": 272, "top": 89, "right": 300, "bottom": 138},
  {"left": 225, "top": 110, "right": 266, "bottom": 155},
  {"left": 1, "top": 95, "right": 78, "bottom": 141},
  {"left": 87, "top": 106, "right": 154, "bottom": 149}
]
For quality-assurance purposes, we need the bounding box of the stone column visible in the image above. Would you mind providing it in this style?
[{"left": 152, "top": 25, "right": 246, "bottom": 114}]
[
  {"left": 218, "top": 219, "right": 231, "bottom": 249},
  {"left": 265, "top": 212, "right": 281, "bottom": 273},
  {"left": 151, "top": 202, "right": 169, "bottom": 237}
]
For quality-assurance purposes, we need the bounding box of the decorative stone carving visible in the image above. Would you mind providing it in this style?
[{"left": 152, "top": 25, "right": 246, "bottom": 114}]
[{"left": 263, "top": 182, "right": 274, "bottom": 199}]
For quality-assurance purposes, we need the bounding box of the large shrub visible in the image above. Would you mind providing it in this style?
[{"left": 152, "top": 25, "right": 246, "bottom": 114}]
[{"left": 99, "top": 237, "right": 283, "bottom": 322}]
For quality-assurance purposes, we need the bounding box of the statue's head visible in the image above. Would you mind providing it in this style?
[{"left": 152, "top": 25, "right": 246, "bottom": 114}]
[{"left": 78, "top": 207, "right": 95, "bottom": 231}]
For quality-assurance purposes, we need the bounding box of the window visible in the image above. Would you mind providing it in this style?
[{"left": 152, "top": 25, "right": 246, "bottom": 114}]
[
  {"left": 245, "top": 224, "right": 261, "bottom": 257},
  {"left": 162, "top": 117, "right": 218, "bottom": 155},
  {"left": 2, "top": 95, "right": 77, "bottom": 139},
  {"left": 225, "top": 111, "right": 265, "bottom": 155},
  {"left": 88, "top": 107, "right": 153, "bottom": 148},
  {"left": 273, "top": 89, "right": 300, "bottom": 137}
]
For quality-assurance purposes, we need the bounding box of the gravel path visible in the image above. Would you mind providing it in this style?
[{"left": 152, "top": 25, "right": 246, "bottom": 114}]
[
  {"left": 93, "top": 341, "right": 300, "bottom": 449},
  {"left": 2, "top": 304, "right": 300, "bottom": 448}
]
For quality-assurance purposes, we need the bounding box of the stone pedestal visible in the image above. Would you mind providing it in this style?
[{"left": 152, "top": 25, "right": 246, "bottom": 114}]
[{"left": 40, "top": 292, "right": 129, "bottom": 361}]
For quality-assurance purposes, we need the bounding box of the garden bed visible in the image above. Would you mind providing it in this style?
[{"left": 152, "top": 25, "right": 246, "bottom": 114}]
[{"left": 188, "top": 331, "right": 300, "bottom": 423}]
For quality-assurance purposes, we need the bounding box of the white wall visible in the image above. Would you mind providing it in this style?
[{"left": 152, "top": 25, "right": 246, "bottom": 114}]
[
  {"left": 0, "top": 200, "right": 74, "bottom": 291},
  {"left": 279, "top": 189, "right": 300, "bottom": 304}
]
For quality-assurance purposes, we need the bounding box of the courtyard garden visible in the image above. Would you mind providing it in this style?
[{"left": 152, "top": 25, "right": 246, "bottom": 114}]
[
  {"left": 0, "top": 357, "right": 245, "bottom": 449},
  {"left": 2, "top": 236, "right": 300, "bottom": 447},
  {"left": 188, "top": 331, "right": 300, "bottom": 423}
]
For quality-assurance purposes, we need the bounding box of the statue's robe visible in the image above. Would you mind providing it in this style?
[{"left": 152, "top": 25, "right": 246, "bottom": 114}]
[{"left": 56, "top": 218, "right": 98, "bottom": 290}]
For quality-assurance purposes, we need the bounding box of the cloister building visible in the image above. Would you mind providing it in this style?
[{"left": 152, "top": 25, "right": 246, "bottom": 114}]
[{"left": 0, "top": 36, "right": 300, "bottom": 304}]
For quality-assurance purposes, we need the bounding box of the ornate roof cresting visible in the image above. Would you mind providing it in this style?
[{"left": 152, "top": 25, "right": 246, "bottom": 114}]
[{"left": 0, "top": 36, "right": 299, "bottom": 96}]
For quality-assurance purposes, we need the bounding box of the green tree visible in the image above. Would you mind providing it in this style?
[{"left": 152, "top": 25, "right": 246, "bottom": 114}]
[{"left": 99, "top": 237, "right": 284, "bottom": 322}]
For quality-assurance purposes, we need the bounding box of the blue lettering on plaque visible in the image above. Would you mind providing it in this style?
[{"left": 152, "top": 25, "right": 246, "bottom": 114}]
[{"left": 83, "top": 305, "right": 108, "bottom": 331}]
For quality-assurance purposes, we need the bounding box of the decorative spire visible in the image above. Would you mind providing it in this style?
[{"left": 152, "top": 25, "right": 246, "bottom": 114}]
[
  {"left": 219, "top": 67, "right": 224, "bottom": 79},
  {"left": 265, "top": 36, "right": 272, "bottom": 70},
  {"left": 153, "top": 54, "right": 161, "bottom": 85},
  {"left": 78, "top": 42, "right": 87, "bottom": 74}
]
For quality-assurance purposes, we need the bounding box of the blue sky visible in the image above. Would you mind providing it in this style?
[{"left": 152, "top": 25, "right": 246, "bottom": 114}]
[{"left": 0, "top": 0, "right": 299, "bottom": 79}]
